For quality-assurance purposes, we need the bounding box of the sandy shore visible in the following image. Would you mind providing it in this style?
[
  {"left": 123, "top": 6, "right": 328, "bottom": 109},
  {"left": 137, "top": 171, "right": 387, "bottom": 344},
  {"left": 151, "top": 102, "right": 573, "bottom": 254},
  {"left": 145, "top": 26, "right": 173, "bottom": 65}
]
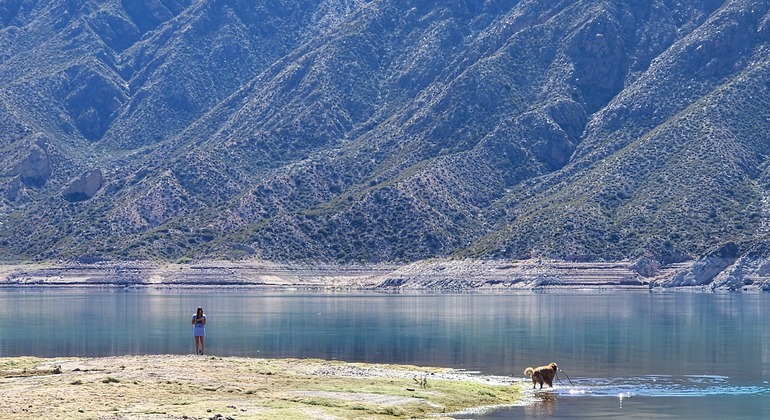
[{"left": 0, "top": 355, "right": 523, "bottom": 419}]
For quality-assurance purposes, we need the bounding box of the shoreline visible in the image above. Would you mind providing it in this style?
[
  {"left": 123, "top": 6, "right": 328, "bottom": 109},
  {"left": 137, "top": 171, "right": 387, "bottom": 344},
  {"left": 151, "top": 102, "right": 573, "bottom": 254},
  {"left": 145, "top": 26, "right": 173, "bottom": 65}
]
[
  {"left": 0, "top": 354, "right": 524, "bottom": 419},
  {"left": 1, "top": 257, "right": 768, "bottom": 291}
]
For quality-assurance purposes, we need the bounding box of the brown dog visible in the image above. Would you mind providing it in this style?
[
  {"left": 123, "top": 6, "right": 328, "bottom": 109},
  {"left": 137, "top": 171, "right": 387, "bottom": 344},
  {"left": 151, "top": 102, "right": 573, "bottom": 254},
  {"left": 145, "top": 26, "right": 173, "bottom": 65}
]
[{"left": 524, "top": 362, "right": 558, "bottom": 389}]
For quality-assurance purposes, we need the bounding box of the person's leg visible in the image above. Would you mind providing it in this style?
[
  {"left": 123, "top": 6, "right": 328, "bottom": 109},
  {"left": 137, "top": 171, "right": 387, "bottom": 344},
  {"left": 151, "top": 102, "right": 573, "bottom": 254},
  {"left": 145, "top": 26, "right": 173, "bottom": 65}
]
[
  {"left": 200, "top": 336, "right": 205, "bottom": 355},
  {"left": 194, "top": 336, "right": 201, "bottom": 354}
]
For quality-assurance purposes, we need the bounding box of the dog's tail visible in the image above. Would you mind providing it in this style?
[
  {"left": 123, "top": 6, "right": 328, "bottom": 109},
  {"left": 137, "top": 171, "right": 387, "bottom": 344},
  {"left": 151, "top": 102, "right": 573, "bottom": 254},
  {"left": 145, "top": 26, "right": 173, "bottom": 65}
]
[{"left": 524, "top": 367, "right": 534, "bottom": 376}]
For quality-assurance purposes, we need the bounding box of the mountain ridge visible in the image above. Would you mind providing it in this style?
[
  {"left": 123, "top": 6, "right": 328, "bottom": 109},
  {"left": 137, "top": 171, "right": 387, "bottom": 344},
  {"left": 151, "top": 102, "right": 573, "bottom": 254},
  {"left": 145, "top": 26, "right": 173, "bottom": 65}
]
[{"left": 1, "top": 1, "right": 769, "bottom": 285}]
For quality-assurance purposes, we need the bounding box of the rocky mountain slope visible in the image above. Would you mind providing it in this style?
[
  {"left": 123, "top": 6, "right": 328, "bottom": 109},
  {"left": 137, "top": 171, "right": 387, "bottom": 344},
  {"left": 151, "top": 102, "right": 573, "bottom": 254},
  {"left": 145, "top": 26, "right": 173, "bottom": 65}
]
[{"left": 1, "top": 1, "right": 769, "bottom": 281}]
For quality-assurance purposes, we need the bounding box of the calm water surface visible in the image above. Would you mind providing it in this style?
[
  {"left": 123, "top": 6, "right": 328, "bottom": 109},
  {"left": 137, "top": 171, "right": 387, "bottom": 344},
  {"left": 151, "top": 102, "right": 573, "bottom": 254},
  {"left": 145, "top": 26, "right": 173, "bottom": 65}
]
[{"left": 1, "top": 289, "right": 768, "bottom": 418}]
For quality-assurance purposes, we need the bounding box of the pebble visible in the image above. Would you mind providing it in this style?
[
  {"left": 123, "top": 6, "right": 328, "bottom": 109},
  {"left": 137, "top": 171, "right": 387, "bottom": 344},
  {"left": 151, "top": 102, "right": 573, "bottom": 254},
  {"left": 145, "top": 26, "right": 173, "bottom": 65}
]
[{"left": 209, "top": 415, "right": 235, "bottom": 420}]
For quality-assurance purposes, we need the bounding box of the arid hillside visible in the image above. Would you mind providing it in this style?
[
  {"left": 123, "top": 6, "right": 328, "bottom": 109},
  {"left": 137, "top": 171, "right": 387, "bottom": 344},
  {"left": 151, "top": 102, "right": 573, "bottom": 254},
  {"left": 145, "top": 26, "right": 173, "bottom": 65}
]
[{"left": 2, "top": 1, "right": 770, "bottom": 281}]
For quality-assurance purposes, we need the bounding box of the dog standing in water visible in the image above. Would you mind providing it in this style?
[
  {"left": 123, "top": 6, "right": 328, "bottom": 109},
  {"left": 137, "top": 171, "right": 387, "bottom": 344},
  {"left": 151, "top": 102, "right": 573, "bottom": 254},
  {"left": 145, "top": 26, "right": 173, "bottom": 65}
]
[{"left": 524, "top": 362, "right": 558, "bottom": 389}]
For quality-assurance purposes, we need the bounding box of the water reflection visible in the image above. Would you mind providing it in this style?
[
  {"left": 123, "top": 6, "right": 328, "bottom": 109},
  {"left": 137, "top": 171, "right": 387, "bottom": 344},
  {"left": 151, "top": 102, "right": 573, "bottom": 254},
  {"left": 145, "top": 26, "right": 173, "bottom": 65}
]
[
  {"left": 2, "top": 290, "right": 769, "bottom": 380},
  {"left": 1, "top": 289, "right": 770, "bottom": 418},
  {"left": 524, "top": 391, "right": 557, "bottom": 417}
]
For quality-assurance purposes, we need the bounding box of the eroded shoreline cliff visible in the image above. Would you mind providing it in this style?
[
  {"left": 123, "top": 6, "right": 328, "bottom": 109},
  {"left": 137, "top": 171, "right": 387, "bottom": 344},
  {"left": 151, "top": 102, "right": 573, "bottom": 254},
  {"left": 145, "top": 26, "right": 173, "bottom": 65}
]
[{"left": 2, "top": 257, "right": 767, "bottom": 291}]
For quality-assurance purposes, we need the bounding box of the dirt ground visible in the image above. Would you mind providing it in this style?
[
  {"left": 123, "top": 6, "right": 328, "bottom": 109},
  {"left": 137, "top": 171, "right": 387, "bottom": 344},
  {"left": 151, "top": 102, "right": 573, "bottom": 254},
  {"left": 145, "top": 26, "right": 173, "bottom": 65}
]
[{"left": 0, "top": 355, "right": 524, "bottom": 419}]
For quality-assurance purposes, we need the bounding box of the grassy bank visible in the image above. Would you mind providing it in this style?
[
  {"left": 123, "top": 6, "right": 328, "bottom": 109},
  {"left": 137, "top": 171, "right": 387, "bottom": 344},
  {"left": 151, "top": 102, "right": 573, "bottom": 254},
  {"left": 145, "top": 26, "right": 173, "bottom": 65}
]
[{"left": 0, "top": 355, "right": 523, "bottom": 419}]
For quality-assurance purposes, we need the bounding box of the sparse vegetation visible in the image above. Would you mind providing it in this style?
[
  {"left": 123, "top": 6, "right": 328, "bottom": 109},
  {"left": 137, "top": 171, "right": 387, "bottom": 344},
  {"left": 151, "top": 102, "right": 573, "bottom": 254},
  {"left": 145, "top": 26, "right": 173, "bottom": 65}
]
[
  {"left": 1, "top": 1, "right": 769, "bottom": 267},
  {"left": 0, "top": 355, "right": 522, "bottom": 419}
]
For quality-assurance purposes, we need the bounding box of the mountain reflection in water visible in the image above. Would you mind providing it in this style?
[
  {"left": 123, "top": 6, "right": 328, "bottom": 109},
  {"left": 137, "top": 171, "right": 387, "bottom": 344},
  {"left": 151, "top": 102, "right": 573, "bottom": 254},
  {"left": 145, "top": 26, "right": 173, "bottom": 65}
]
[{"left": 2, "top": 289, "right": 769, "bottom": 418}]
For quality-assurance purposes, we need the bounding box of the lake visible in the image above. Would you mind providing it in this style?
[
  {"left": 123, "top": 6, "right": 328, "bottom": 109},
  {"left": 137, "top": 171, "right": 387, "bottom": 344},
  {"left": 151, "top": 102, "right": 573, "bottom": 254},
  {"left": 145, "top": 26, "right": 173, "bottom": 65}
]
[{"left": 1, "top": 288, "right": 768, "bottom": 418}]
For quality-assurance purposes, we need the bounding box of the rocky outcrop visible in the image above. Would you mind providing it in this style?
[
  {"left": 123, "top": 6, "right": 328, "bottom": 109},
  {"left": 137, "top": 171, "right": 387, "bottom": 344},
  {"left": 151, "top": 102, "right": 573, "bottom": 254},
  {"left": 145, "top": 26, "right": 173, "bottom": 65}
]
[
  {"left": 3, "top": 137, "right": 52, "bottom": 202},
  {"left": 708, "top": 256, "right": 770, "bottom": 291},
  {"left": 567, "top": 10, "right": 626, "bottom": 112},
  {"left": 631, "top": 257, "right": 661, "bottom": 278},
  {"left": 653, "top": 243, "right": 741, "bottom": 288},
  {"left": 650, "top": 253, "right": 770, "bottom": 291},
  {"left": 62, "top": 169, "right": 103, "bottom": 202},
  {"left": 4, "top": 176, "right": 21, "bottom": 201},
  {"left": 6, "top": 142, "right": 51, "bottom": 188},
  {"left": 707, "top": 244, "right": 770, "bottom": 291}
]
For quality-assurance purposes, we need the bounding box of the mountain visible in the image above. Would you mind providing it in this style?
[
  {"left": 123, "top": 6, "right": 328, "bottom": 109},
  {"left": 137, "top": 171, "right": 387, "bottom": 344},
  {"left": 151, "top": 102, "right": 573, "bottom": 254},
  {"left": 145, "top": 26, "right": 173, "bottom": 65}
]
[{"left": 1, "top": 0, "right": 770, "bottom": 274}]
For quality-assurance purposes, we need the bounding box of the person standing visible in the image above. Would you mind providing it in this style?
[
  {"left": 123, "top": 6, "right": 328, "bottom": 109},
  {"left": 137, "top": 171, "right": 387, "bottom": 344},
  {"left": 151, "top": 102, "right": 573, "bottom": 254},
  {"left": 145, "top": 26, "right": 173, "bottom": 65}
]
[{"left": 192, "top": 306, "right": 206, "bottom": 355}]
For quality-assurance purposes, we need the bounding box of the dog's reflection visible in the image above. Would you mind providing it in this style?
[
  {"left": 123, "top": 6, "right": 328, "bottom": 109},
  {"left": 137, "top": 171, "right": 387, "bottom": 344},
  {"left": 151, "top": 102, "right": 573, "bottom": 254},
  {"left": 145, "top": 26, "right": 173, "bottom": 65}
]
[{"left": 524, "top": 391, "right": 557, "bottom": 416}]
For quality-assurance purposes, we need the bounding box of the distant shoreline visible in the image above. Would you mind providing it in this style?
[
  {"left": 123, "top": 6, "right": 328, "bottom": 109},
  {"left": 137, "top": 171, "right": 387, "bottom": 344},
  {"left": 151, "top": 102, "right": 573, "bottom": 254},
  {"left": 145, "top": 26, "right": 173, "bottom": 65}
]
[{"left": 2, "top": 257, "right": 766, "bottom": 291}]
